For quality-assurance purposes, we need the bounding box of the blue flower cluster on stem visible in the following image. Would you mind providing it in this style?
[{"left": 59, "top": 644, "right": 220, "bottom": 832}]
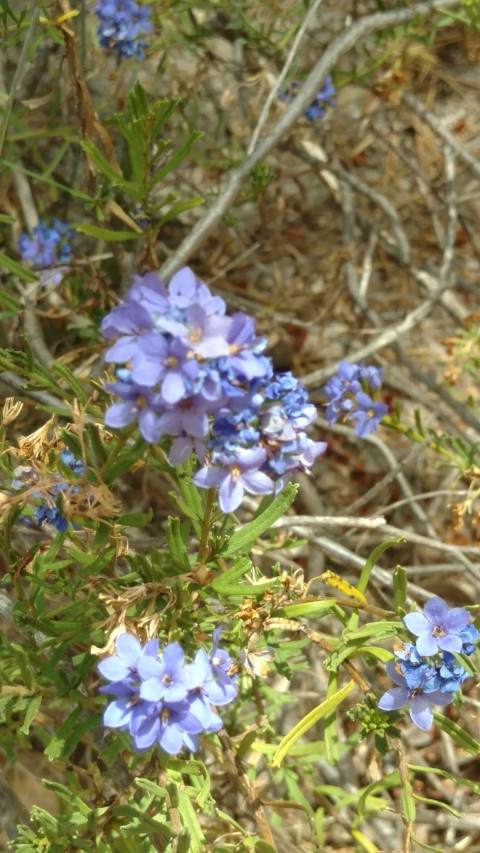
[
  {"left": 17, "top": 220, "right": 73, "bottom": 287},
  {"left": 322, "top": 360, "right": 388, "bottom": 437},
  {"left": 279, "top": 76, "right": 336, "bottom": 121},
  {"left": 101, "top": 267, "right": 326, "bottom": 512},
  {"left": 98, "top": 629, "right": 237, "bottom": 754},
  {"left": 12, "top": 449, "right": 84, "bottom": 533},
  {"left": 94, "top": 0, "right": 153, "bottom": 59},
  {"left": 378, "top": 597, "right": 479, "bottom": 730}
]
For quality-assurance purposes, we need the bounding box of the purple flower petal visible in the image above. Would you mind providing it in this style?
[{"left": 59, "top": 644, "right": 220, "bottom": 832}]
[
  {"left": 378, "top": 687, "right": 409, "bottom": 711},
  {"left": 416, "top": 635, "right": 439, "bottom": 657},
  {"left": 409, "top": 696, "right": 433, "bottom": 730},
  {"left": 403, "top": 612, "right": 430, "bottom": 636},
  {"left": 218, "top": 476, "right": 244, "bottom": 513},
  {"left": 423, "top": 597, "right": 449, "bottom": 624}
]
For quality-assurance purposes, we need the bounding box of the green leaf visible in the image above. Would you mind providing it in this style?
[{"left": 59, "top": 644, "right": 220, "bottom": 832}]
[
  {"left": 45, "top": 706, "right": 83, "bottom": 760},
  {"left": 0, "top": 250, "right": 38, "bottom": 282},
  {"left": 52, "top": 361, "right": 89, "bottom": 402},
  {"left": 151, "top": 131, "right": 203, "bottom": 184},
  {"left": 222, "top": 483, "right": 298, "bottom": 556},
  {"left": 177, "top": 788, "right": 205, "bottom": 852},
  {"left": 347, "top": 537, "right": 404, "bottom": 630},
  {"left": 118, "top": 509, "right": 153, "bottom": 527},
  {"left": 155, "top": 194, "right": 204, "bottom": 227},
  {"left": 324, "top": 671, "right": 340, "bottom": 764},
  {"left": 408, "top": 763, "right": 480, "bottom": 796},
  {"left": 433, "top": 712, "right": 480, "bottom": 754},
  {"left": 357, "top": 771, "right": 400, "bottom": 819},
  {"left": 401, "top": 781, "right": 416, "bottom": 822},
  {"left": 0, "top": 289, "right": 22, "bottom": 314},
  {"left": 413, "top": 792, "right": 462, "bottom": 819},
  {"left": 19, "top": 693, "right": 42, "bottom": 735},
  {"left": 254, "top": 842, "right": 277, "bottom": 853},
  {"left": 80, "top": 141, "right": 140, "bottom": 197},
  {"left": 165, "top": 516, "right": 191, "bottom": 570},
  {"left": 135, "top": 777, "right": 167, "bottom": 800},
  {"left": 342, "top": 621, "right": 400, "bottom": 643},
  {"left": 0, "top": 158, "right": 94, "bottom": 201},
  {"left": 275, "top": 600, "right": 343, "bottom": 619},
  {"left": 210, "top": 556, "right": 253, "bottom": 592},
  {"left": 76, "top": 223, "right": 141, "bottom": 242},
  {"left": 63, "top": 713, "right": 102, "bottom": 759},
  {"left": 271, "top": 680, "right": 354, "bottom": 767},
  {"left": 393, "top": 565, "right": 407, "bottom": 611}
]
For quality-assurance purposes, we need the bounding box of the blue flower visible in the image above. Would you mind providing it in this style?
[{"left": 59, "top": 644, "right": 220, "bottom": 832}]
[
  {"left": 437, "top": 652, "right": 469, "bottom": 693},
  {"left": 194, "top": 447, "right": 274, "bottom": 513},
  {"left": 17, "top": 220, "right": 73, "bottom": 286},
  {"left": 280, "top": 76, "right": 336, "bottom": 121},
  {"left": 98, "top": 632, "right": 238, "bottom": 755},
  {"left": 348, "top": 392, "right": 389, "bottom": 438},
  {"left": 322, "top": 361, "right": 387, "bottom": 436},
  {"left": 12, "top": 449, "right": 85, "bottom": 533},
  {"left": 404, "top": 597, "right": 470, "bottom": 657},
  {"left": 102, "top": 266, "right": 326, "bottom": 512},
  {"left": 94, "top": 0, "right": 153, "bottom": 59},
  {"left": 378, "top": 661, "right": 453, "bottom": 730},
  {"left": 458, "top": 623, "right": 479, "bottom": 655}
]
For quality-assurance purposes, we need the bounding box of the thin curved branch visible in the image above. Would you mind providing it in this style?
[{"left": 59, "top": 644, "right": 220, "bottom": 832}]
[{"left": 159, "top": 0, "right": 461, "bottom": 280}]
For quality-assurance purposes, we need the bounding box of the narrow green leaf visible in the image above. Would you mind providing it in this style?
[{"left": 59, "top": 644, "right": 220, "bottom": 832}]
[
  {"left": 118, "top": 509, "right": 153, "bottom": 527},
  {"left": 0, "top": 158, "right": 94, "bottom": 201},
  {"left": 19, "top": 693, "right": 42, "bottom": 735},
  {"left": 342, "top": 621, "right": 400, "bottom": 642},
  {"left": 347, "top": 537, "right": 404, "bottom": 629},
  {"left": 271, "top": 680, "right": 354, "bottom": 767},
  {"left": 254, "top": 842, "right": 277, "bottom": 853},
  {"left": 135, "top": 777, "right": 167, "bottom": 799},
  {"left": 401, "top": 781, "right": 416, "bottom": 822},
  {"left": 433, "top": 712, "right": 480, "bottom": 755},
  {"left": 76, "top": 223, "right": 141, "bottom": 242},
  {"left": 52, "top": 361, "right": 89, "bottom": 402},
  {"left": 210, "top": 556, "right": 253, "bottom": 592},
  {"left": 0, "top": 250, "right": 38, "bottom": 282},
  {"left": 413, "top": 793, "right": 462, "bottom": 819},
  {"left": 63, "top": 713, "right": 102, "bottom": 759},
  {"left": 410, "top": 835, "right": 444, "bottom": 852},
  {"left": 177, "top": 789, "right": 205, "bottom": 852},
  {"left": 155, "top": 195, "right": 204, "bottom": 227},
  {"left": 165, "top": 516, "right": 190, "bottom": 570},
  {"left": 45, "top": 706, "right": 83, "bottom": 760},
  {"left": 276, "top": 600, "right": 343, "bottom": 619},
  {"left": 324, "top": 671, "right": 340, "bottom": 764},
  {"left": 80, "top": 141, "right": 140, "bottom": 197},
  {"left": 357, "top": 771, "right": 400, "bottom": 819},
  {"left": 222, "top": 483, "right": 298, "bottom": 556},
  {"left": 0, "top": 290, "right": 22, "bottom": 314},
  {"left": 393, "top": 565, "right": 407, "bottom": 611},
  {"left": 408, "top": 763, "right": 480, "bottom": 796},
  {"left": 151, "top": 131, "right": 203, "bottom": 184}
]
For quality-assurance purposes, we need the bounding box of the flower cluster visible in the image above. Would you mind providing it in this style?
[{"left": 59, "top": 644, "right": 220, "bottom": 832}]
[
  {"left": 12, "top": 449, "right": 84, "bottom": 533},
  {"left": 94, "top": 0, "right": 153, "bottom": 59},
  {"left": 322, "top": 360, "right": 388, "bottom": 437},
  {"left": 17, "top": 220, "right": 73, "bottom": 287},
  {"left": 98, "top": 630, "right": 237, "bottom": 754},
  {"left": 378, "top": 597, "right": 479, "bottom": 730},
  {"left": 279, "top": 76, "right": 336, "bottom": 121},
  {"left": 102, "top": 266, "right": 326, "bottom": 512}
]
